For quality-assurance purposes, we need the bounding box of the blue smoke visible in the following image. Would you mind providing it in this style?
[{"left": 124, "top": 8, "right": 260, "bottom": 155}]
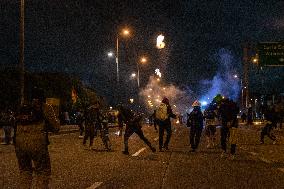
[{"left": 199, "top": 48, "right": 240, "bottom": 104}]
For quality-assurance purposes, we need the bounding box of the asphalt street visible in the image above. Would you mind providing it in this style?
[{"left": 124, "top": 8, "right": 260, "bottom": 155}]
[{"left": 1, "top": 122, "right": 284, "bottom": 189}]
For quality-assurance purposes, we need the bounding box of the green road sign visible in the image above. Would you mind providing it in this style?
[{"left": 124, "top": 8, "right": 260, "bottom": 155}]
[{"left": 258, "top": 42, "right": 284, "bottom": 66}]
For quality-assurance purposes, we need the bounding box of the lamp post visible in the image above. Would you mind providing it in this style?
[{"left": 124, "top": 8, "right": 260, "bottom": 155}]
[
  {"left": 136, "top": 56, "right": 147, "bottom": 88},
  {"left": 116, "top": 29, "right": 130, "bottom": 83},
  {"left": 19, "top": 0, "right": 25, "bottom": 105},
  {"left": 108, "top": 28, "right": 130, "bottom": 104}
]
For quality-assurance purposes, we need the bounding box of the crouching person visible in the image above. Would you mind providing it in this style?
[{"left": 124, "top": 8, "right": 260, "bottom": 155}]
[{"left": 14, "top": 87, "right": 60, "bottom": 189}]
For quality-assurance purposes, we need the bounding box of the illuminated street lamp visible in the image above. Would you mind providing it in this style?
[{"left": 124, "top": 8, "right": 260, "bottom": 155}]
[
  {"left": 137, "top": 56, "right": 148, "bottom": 88},
  {"left": 109, "top": 28, "right": 130, "bottom": 83}
]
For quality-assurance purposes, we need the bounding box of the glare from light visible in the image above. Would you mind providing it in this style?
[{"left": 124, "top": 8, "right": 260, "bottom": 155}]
[
  {"left": 107, "top": 52, "right": 114, "bottom": 57},
  {"left": 123, "top": 29, "right": 130, "bottom": 36},
  {"left": 131, "top": 73, "right": 136, "bottom": 78},
  {"left": 201, "top": 101, "right": 208, "bottom": 106},
  {"left": 140, "top": 57, "right": 147, "bottom": 63},
  {"left": 130, "top": 98, "right": 134, "bottom": 103}
]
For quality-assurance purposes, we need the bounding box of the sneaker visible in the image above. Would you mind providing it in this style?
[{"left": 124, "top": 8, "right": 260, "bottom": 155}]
[
  {"left": 273, "top": 141, "right": 277, "bottom": 145},
  {"left": 164, "top": 146, "right": 169, "bottom": 151},
  {"left": 79, "top": 135, "right": 84, "bottom": 139},
  {"left": 206, "top": 144, "right": 210, "bottom": 149},
  {"left": 1, "top": 142, "right": 8, "bottom": 145},
  {"left": 122, "top": 151, "right": 129, "bottom": 155},
  {"left": 260, "top": 141, "right": 264, "bottom": 144}
]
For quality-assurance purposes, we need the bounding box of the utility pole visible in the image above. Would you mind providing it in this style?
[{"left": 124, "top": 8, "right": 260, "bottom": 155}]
[
  {"left": 243, "top": 43, "right": 249, "bottom": 109},
  {"left": 19, "top": 0, "right": 25, "bottom": 106}
]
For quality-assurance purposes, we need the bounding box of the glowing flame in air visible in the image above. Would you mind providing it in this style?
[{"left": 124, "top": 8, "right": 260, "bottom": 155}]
[
  {"left": 156, "top": 34, "right": 165, "bottom": 49},
  {"left": 155, "top": 68, "right": 162, "bottom": 78}
]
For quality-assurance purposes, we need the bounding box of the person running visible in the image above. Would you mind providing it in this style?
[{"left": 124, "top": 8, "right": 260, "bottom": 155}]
[
  {"left": 118, "top": 105, "right": 156, "bottom": 155},
  {"left": 260, "top": 106, "right": 278, "bottom": 144},
  {"left": 187, "top": 100, "right": 204, "bottom": 152},
  {"left": 155, "top": 97, "right": 176, "bottom": 151}
]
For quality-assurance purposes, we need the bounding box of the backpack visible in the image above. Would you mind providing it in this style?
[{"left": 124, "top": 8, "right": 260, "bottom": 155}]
[{"left": 156, "top": 103, "right": 168, "bottom": 121}]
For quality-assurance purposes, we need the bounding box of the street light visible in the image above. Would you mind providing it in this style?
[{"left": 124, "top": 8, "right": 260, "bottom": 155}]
[
  {"left": 136, "top": 56, "right": 147, "bottom": 88},
  {"left": 116, "top": 28, "right": 130, "bottom": 83}
]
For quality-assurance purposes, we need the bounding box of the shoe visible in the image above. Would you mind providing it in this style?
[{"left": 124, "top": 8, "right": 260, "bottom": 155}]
[
  {"left": 1, "top": 142, "right": 8, "bottom": 145},
  {"left": 122, "top": 151, "right": 129, "bottom": 155},
  {"left": 190, "top": 148, "right": 195, "bottom": 152},
  {"left": 159, "top": 148, "right": 164, "bottom": 152},
  {"left": 79, "top": 135, "right": 84, "bottom": 139},
  {"left": 273, "top": 141, "right": 277, "bottom": 145},
  {"left": 206, "top": 144, "right": 210, "bottom": 149},
  {"left": 260, "top": 141, "right": 264, "bottom": 144},
  {"left": 150, "top": 147, "right": 156, "bottom": 153},
  {"left": 164, "top": 146, "right": 169, "bottom": 151}
]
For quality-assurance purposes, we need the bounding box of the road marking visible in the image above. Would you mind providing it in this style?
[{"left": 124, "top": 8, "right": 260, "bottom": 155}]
[
  {"left": 154, "top": 137, "right": 159, "bottom": 141},
  {"left": 86, "top": 182, "right": 103, "bottom": 189},
  {"left": 249, "top": 152, "right": 257, "bottom": 156},
  {"left": 259, "top": 157, "right": 272, "bottom": 164},
  {"left": 132, "top": 147, "right": 146, "bottom": 156},
  {"left": 278, "top": 168, "right": 284, "bottom": 173}
]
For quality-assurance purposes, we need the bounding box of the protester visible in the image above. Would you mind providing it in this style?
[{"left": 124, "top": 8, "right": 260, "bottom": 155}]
[
  {"left": 76, "top": 110, "right": 84, "bottom": 138},
  {"left": 204, "top": 103, "right": 218, "bottom": 148},
  {"left": 187, "top": 100, "right": 204, "bottom": 152},
  {"left": 260, "top": 106, "right": 278, "bottom": 144},
  {"left": 14, "top": 87, "right": 60, "bottom": 189},
  {"left": 156, "top": 97, "right": 176, "bottom": 151},
  {"left": 0, "top": 109, "right": 14, "bottom": 145},
  {"left": 118, "top": 105, "right": 156, "bottom": 155},
  {"left": 218, "top": 98, "right": 239, "bottom": 159}
]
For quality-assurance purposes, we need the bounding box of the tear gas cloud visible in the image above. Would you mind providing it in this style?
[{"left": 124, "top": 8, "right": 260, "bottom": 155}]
[
  {"left": 199, "top": 48, "right": 240, "bottom": 104},
  {"left": 140, "top": 76, "right": 192, "bottom": 115}
]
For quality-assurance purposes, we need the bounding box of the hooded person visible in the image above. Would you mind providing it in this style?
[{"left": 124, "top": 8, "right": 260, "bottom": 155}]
[
  {"left": 155, "top": 97, "right": 176, "bottom": 151},
  {"left": 117, "top": 105, "right": 156, "bottom": 155},
  {"left": 187, "top": 100, "right": 204, "bottom": 152},
  {"left": 14, "top": 87, "right": 60, "bottom": 189}
]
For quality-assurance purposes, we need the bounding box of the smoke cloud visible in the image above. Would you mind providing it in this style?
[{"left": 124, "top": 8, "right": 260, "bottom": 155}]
[{"left": 199, "top": 48, "right": 240, "bottom": 103}]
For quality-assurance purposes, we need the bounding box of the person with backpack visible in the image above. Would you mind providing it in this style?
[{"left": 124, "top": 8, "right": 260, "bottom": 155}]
[
  {"left": 218, "top": 98, "right": 239, "bottom": 158},
  {"left": 156, "top": 97, "right": 176, "bottom": 151},
  {"left": 14, "top": 87, "right": 60, "bottom": 189},
  {"left": 117, "top": 105, "right": 156, "bottom": 155},
  {"left": 187, "top": 100, "right": 204, "bottom": 152}
]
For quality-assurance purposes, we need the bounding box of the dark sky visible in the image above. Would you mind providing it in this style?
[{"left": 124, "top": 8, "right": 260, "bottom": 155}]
[{"left": 0, "top": 0, "right": 283, "bottom": 100}]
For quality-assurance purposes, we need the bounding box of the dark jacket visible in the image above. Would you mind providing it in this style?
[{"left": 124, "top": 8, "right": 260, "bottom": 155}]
[
  {"left": 15, "top": 103, "right": 60, "bottom": 149},
  {"left": 187, "top": 106, "right": 203, "bottom": 129}
]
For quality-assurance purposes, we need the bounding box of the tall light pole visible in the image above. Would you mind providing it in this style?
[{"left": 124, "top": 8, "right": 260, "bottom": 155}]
[
  {"left": 19, "top": 0, "right": 25, "bottom": 106},
  {"left": 137, "top": 56, "right": 147, "bottom": 88},
  {"left": 116, "top": 29, "right": 130, "bottom": 83}
]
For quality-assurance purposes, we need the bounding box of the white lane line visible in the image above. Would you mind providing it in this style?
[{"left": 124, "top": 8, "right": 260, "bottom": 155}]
[
  {"left": 278, "top": 168, "right": 284, "bottom": 173},
  {"left": 259, "top": 157, "right": 272, "bottom": 164},
  {"left": 249, "top": 152, "right": 258, "bottom": 156},
  {"left": 154, "top": 137, "right": 159, "bottom": 141},
  {"left": 132, "top": 147, "right": 146, "bottom": 156},
  {"left": 86, "top": 182, "right": 103, "bottom": 189}
]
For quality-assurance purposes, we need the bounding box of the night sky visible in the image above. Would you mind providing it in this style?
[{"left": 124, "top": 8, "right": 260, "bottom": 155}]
[{"left": 0, "top": 0, "right": 283, "bottom": 102}]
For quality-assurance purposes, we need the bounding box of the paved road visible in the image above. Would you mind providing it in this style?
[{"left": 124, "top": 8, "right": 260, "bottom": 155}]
[{"left": 1, "top": 123, "right": 284, "bottom": 189}]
